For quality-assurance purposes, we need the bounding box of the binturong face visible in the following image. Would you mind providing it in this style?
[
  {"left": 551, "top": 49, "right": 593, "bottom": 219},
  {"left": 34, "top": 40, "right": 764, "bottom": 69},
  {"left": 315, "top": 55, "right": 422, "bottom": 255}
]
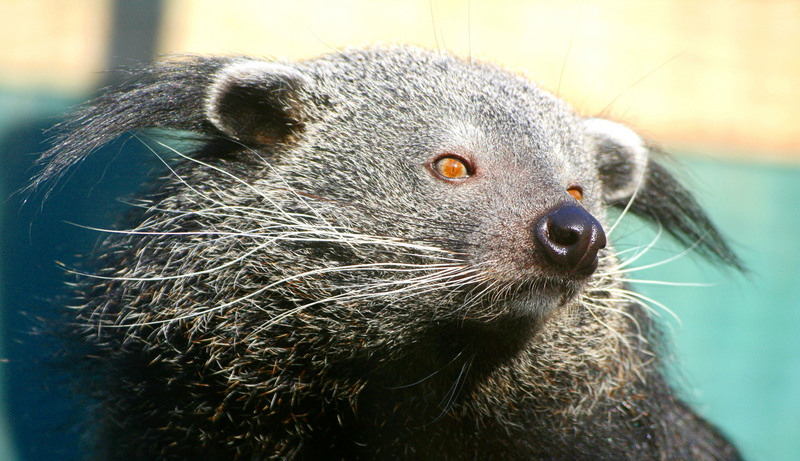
[{"left": 192, "top": 47, "right": 656, "bottom": 364}]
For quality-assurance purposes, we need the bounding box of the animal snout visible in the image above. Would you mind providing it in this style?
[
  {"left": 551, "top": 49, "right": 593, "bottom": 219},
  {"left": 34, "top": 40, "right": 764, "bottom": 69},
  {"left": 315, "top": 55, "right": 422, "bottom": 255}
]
[{"left": 534, "top": 205, "right": 607, "bottom": 275}]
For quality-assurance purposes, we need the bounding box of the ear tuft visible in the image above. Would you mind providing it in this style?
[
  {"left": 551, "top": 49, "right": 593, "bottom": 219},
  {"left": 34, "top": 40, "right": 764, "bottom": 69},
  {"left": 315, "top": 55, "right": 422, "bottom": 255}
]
[
  {"left": 583, "top": 117, "right": 744, "bottom": 270},
  {"left": 205, "top": 61, "right": 312, "bottom": 146}
]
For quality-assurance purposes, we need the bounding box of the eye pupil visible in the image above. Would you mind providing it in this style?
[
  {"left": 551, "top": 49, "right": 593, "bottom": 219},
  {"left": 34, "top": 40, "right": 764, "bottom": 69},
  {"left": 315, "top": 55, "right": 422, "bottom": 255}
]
[{"left": 434, "top": 156, "right": 470, "bottom": 180}]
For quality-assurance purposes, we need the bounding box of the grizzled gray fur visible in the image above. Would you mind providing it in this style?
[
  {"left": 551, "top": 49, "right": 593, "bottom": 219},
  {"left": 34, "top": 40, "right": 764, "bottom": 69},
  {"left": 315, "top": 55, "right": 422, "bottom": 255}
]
[{"left": 34, "top": 46, "right": 743, "bottom": 460}]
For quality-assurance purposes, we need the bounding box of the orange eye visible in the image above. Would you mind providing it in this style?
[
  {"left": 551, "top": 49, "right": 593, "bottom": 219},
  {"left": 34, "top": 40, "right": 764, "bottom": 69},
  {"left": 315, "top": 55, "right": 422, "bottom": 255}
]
[
  {"left": 432, "top": 156, "right": 471, "bottom": 180},
  {"left": 567, "top": 186, "right": 583, "bottom": 201}
]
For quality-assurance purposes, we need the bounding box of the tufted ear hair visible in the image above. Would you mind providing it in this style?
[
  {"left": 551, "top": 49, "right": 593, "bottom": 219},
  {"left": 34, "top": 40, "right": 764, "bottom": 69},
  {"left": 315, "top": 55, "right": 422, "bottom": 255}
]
[
  {"left": 28, "top": 56, "right": 313, "bottom": 196},
  {"left": 583, "top": 118, "right": 743, "bottom": 270}
]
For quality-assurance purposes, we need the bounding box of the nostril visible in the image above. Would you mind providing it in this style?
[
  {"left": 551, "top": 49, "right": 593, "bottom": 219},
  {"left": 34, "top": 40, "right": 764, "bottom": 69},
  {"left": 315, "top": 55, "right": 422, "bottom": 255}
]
[
  {"left": 549, "top": 225, "right": 580, "bottom": 247},
  {"left": 534, "top": 205, "right": 607, "bottom": 274}
]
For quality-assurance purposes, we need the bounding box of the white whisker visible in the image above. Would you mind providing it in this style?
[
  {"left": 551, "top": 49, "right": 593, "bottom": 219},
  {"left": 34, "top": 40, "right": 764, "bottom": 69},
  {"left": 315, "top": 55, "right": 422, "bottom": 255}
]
[
  {"left": 604, "top": 287, "right": 682, "bottom": 328},
  {"left": 617, "top": 278, "right": 712, "bottom": 288}
]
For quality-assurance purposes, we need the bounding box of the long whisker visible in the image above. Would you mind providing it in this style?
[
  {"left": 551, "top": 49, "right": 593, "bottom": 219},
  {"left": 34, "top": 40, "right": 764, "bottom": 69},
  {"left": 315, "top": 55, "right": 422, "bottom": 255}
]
[
  {"left": 616, "top": 278, "right": 712, "bottom": 288},
  {"left": 604, "top": 286, "right": 683, "bottom": 328},
  {"left": 386, "top": 350, "right": 465, "bottom": 390},
  {"left": 431, "top": 355, "right": 473, "bottom": 425},
  {"left": 604, "top": 234, "right": 707, "bottom": 276},
  {"left": 611, "top": 223, "right": 665, "bottom": 271}
]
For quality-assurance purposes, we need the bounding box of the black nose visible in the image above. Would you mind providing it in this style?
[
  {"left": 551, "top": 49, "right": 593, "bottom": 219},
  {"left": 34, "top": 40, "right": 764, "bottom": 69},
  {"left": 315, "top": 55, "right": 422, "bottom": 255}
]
[{"left": 534, "top": 205, "right": 607, "bottom": 275}]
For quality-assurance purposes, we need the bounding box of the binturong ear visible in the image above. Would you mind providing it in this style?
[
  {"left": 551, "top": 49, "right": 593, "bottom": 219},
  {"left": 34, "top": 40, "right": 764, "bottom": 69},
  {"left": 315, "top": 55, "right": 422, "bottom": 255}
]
[
  {"left": 205, "top": 61, "right": 312, "bottom": 146},
  {"left": 27, "top": 57, "right": 314, "bottom": 196},
  {"left": 582, "top": 118, "right": 743, "bottom": 270}
]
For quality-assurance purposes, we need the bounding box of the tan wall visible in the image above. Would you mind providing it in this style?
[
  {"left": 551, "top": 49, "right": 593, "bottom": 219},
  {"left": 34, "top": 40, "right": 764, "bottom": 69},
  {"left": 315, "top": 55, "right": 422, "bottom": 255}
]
[{"left": 1, "top": 0, "right": 797, "bottom": 162}]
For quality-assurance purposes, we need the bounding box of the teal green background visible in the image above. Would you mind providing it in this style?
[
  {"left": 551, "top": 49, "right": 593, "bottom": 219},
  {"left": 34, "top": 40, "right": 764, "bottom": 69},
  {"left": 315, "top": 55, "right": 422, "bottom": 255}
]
[
  {"left": 1, "top": 91, "right": 798, "bottom": 460},
  {"left": 0, "top": 123, "right": 19, "bottom": 461},
  {"left": 617, "top": 155, "right": 800, "bottom": 461}
]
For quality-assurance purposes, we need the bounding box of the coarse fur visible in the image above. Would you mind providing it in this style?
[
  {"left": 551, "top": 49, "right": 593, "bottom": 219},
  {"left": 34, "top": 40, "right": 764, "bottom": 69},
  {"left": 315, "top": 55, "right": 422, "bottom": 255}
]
[{"left": 33, "top": 46, "right": 743, "bottom": 460}]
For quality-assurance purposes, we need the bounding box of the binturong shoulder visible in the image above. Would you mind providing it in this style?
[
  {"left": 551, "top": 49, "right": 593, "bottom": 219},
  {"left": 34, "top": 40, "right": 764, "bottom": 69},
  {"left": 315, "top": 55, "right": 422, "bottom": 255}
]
[{"left": 33, "top": 46, "right": 743, "bottom": 460}]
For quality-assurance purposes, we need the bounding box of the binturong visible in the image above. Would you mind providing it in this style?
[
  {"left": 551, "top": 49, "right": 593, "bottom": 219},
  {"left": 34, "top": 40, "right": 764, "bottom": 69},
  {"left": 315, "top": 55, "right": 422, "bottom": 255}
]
[{"left": 32, "top": 46, "right": 744, "bottom": 460}]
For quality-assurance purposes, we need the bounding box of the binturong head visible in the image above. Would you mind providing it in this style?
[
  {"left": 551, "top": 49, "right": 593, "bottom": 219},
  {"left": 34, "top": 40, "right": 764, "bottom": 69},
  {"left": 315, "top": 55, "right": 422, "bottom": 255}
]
[
  {"left": 33, "top": 45, "right": 742, "bottom": 358},
  {"left": 31, "top": 46, "right": 743, "bottom": 458},
  {"left": 34, "top": 45, "right": 742, "bottom": 358}
]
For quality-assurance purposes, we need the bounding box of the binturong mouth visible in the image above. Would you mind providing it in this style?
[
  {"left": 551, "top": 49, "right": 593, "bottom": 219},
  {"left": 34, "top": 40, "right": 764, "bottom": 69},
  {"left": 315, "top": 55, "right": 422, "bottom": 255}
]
[
  {"left": 450, "top": 203, "right": 608, "bottom": 333},
  {"left": 501, "top": 274, "right": 586, "bottom": 320},
  {"left": 504, "top": 208, "right": 608, "bottom": 318},
  {"left": 440, "top": 268, "right": 591, "bottom": 375}
]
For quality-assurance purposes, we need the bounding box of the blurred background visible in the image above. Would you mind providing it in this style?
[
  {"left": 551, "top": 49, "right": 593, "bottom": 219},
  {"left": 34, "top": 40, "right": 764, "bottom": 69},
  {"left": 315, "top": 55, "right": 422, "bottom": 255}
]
[{"left": 0, "top": 1, "right": 797, "bottom": 460}]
